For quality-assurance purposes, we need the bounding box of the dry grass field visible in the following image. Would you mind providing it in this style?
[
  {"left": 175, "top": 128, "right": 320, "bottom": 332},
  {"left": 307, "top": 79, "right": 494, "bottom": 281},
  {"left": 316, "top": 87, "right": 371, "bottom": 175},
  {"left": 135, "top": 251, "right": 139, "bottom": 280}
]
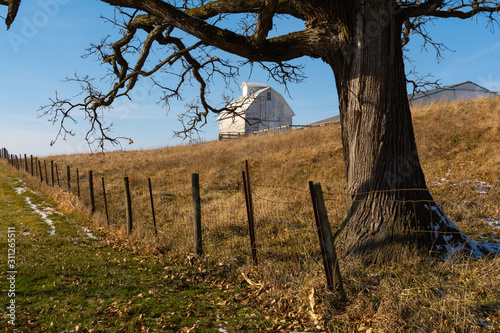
[{"left": 5, "top": 97, "right": 500, "bottom": 332}]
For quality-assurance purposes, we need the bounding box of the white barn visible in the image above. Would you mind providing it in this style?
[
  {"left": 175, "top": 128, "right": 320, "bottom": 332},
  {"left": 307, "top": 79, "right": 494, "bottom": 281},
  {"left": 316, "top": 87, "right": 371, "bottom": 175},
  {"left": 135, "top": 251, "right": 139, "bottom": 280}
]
[
  {"left": 409, "top": 81, "right": 498, "bottom": 106},
  {"left": 217, "top": 82, "right": 295, "bottom": 139}
]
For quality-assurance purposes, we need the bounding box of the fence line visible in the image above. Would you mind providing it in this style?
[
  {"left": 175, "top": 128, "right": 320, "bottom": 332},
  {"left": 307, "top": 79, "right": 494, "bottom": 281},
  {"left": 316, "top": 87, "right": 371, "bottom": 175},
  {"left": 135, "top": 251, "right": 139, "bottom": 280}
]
[{"left": 1, "top": 146, "right": 496, "bottom": 296}]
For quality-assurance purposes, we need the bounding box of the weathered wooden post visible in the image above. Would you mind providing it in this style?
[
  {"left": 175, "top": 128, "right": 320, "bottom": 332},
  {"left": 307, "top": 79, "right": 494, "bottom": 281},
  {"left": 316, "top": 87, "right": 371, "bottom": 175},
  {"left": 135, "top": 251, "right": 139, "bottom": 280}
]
[
  {"left": 38, "top": 161, "right": 43, "bottom": 183},
  {"left": 44, "top": 161, "right": 49, "bottom": 185},
  {"left": 148, "top": 178, "right": 158, "bottom": 236},
  {"left": 55, "top": 163, "right": 61, "bottom": 187},
  {"left": 242, "top": 160, "right": 258, "bottom": 265},
  {"left": 309, "top": 181, "right": 346, "bottom": 300},
  {"left": 192, "top": 173, "right": 203, "bottom": 256},
  {"left": 102, "top": 177, "right": 109, "bottom": 226},
  {"left": 124, "top": 177, "right": 133, "bottom": 237},
  {"left": 89, "top": 170, "right": 95, "bottom": 213},
  {"left": 24, "top": 154, "right": 28, "bottom": 172},
  {"left": 50, "top": 160, "right": 55, "bottom": 187},
  {"left": 66, "top": 165, "right": 71, "bottom": 190},
  {"left": 30, "top": 155, "right": 34, "bottom": 176}
]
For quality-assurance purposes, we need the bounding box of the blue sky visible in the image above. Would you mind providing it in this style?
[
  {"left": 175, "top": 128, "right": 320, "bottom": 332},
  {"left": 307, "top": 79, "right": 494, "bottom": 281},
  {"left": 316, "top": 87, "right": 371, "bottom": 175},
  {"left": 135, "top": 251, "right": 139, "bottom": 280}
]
[{"left": 1, "top": 1, "right": 499, "bottom": 157}]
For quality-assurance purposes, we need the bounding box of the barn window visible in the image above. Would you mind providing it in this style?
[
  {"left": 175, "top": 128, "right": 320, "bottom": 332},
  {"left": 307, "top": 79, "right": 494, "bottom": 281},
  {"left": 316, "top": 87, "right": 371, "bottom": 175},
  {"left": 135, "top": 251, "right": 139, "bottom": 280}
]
[{"left": 267, "top": 92, "right": 272, "bottom": 101}]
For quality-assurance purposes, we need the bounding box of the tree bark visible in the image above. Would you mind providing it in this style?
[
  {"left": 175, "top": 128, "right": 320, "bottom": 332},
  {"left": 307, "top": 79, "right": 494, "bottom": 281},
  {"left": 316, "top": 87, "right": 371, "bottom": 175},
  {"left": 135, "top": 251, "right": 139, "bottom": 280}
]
[{"left": 328, "top": 3, "right": 497, "bottom": 263}]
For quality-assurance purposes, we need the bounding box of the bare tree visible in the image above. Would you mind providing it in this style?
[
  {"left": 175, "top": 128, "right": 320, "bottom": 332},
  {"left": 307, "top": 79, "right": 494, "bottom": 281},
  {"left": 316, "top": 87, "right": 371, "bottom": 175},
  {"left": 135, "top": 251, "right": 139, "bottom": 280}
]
[{"left": 3, "top": 0, "right": 500, "bottom": 263}]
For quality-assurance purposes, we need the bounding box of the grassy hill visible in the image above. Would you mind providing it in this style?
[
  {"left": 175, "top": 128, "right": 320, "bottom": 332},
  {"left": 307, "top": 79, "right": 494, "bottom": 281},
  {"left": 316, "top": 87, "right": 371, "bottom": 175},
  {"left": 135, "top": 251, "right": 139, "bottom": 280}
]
[{"left": 2, "top": 97, "right": 499, "bottom": 332}]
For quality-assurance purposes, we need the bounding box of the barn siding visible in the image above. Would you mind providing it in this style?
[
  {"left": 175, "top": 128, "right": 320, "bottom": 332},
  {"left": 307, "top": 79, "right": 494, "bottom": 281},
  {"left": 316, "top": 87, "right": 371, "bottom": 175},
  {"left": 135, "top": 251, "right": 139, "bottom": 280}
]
[
  {"left": 244, "top": 90, "right": 293, "bottom": 132},
  {"left": 218, "top": 115, "right": 246, "bottom": 134},
  {"left": 218, "top": 84, "right": 294, "bottom": 137}
]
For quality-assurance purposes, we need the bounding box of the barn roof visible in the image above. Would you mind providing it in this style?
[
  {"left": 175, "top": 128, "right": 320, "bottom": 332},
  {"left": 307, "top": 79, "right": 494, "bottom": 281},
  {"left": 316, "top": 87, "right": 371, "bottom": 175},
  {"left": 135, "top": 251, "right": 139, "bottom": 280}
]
[
  {"left": 409, "top": 81, "right": 498, "bottom": 104},
  {"left": 309, "top": 115, "right": 340, "bottom": 126}
]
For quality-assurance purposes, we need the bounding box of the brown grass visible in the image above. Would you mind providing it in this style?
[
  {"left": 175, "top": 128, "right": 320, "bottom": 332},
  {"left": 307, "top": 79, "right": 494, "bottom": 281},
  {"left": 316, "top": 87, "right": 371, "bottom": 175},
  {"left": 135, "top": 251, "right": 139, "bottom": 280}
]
[{"left": 9, "top": 97, "right": 500, "bottom": 332}]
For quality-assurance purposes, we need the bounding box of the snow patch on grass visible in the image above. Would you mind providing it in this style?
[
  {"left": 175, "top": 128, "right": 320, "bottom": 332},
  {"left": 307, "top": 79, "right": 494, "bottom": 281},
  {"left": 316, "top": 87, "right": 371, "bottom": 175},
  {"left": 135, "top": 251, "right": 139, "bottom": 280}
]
[
  {"left": 81, "top": 226, "right": 99, "bottom": 241},
  {"left": 24, "top": 196, "right": 56, "bottom": 236},
  {"left": 15, "top": 181, "right": 57, "bottom": 236},
  {"left": 485, "top": 216, "right": 500, "bottom": 229},
  {"left": 427, "top": 203, "right": 500, "bottom": 259}
]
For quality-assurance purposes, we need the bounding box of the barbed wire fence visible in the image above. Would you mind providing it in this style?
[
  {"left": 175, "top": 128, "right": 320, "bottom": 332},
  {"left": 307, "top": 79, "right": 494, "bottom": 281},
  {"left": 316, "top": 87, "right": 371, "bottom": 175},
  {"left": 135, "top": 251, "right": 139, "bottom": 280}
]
[{"left": 1, "top": 147, "right": 498, "bottom": 296}]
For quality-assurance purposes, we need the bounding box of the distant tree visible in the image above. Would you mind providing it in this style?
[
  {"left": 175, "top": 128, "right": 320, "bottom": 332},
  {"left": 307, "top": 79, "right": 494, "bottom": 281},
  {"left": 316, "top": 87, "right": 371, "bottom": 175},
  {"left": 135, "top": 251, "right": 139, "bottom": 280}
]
[{"left": 3, "top": 0, "right": 500, "bottom": 263}]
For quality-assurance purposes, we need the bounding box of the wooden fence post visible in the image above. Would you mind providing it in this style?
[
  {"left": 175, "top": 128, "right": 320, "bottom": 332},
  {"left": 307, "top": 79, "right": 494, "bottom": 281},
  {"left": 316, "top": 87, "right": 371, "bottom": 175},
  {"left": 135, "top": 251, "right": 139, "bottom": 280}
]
[
  {"left": 89, "top": 170, "right": 95, "bottom": 213},
  {"left": 24, "top": 154, "right": 28, "bottom": 172},
  {"left": 30, "top": 155, "right": 33, "bottom": 177},
  {"left": 192, "top": 173, "right": 203, "bottom": 256},
  {"left": 76, "top": 168, "right": 80, "bottom": 197},
  {"left": 124, "top": 177, "right": 133, "bottom": 237},
  {"left": 44, "top": 161, "right": 48, "bottom": 185},
  {"left": 148, "top": 178, "right": 158, "bottom": 236},
  {"left": 243, "top": 160, "right": 258, "bottom": 265},
  {"left": 55, "top": 163, "right": 60, "bottom": 187},
  {"left": 102, "top": 177, "right": 109, "bottom": 226},
  {"left": 51, "top": 160, "right": 55, "bottom": 187},
  {"left": 38, "top": 160, "right": 43, "bottom": 183},
  {"left": 309, "top": 181, "right": 346, "bottom": 300},
  {"left": 67, "top": 165, "right": 71, "bottom": 190}
]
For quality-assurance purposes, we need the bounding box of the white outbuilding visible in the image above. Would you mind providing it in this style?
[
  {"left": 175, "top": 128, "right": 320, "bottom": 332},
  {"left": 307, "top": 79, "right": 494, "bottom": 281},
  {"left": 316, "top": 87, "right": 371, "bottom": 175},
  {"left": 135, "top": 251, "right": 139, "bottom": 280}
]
[
  {"left": 409, "top": 81, "right": 498, "bottom": 106},
  {"left": 217, "top": 82, "right": 295, "bottom": 139}
]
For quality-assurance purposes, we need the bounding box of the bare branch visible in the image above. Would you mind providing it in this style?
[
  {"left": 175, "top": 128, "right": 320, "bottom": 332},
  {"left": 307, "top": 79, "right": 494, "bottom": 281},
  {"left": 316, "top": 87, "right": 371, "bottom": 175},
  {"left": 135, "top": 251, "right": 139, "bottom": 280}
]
[
  {"left": 99, "top": 0, "right": 319, "bottom": 61},
  {"left": 251, "top": 0, "right": 279, "bottom": 47},
  {"left": 403, "top": 0, "right": 500, "bottom": 20},
  {"left": 0, "top": 0, "right": 21, "bottom": 29}
]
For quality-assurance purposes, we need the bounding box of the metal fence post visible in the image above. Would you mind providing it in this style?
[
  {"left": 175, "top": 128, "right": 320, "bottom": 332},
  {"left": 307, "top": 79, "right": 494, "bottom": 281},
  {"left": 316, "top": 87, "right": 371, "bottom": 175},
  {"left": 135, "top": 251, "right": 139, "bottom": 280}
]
[
  {"left": 67, "top": 165, "right": 71, "bottom": 190},
  {"left": 243, "top": 160, "right": 258, "bottom": 265},
  {"left": 148, "top": 178, "right": 158, "bottom": 236},
  {"left": 124, "top": 177, "right": 133, "bottom": 237},
  {"left": 102, "top": 177, "right": 109, "bottom": 226},
  {"left": 76, "top": 168, "right": 80, "bottom": 197},
  {"left": 192, "top": 173, "right": 203, "bottom": 256},
  {"left": 89, "top": 170, "right": 95, "bottom": 213}
]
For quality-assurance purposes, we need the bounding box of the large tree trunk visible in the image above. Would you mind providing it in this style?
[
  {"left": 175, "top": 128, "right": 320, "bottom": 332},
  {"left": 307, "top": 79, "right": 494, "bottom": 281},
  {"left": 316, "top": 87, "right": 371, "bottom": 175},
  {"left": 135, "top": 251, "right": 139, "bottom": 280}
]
[{"left": 328, "top": 4, "right": 497, "bottom": 263}]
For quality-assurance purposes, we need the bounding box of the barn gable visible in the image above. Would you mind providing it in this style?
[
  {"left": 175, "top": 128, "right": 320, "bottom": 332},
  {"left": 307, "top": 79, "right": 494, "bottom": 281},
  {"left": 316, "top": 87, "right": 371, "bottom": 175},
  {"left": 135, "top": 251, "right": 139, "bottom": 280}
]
[{"left": 218, "top": 82, "right": 295, "bottom": 138}]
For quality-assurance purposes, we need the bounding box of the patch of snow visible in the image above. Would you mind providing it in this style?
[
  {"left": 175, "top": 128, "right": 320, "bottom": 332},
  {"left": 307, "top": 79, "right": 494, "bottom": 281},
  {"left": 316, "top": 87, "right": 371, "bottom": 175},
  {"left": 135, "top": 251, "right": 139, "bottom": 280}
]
[
  {"left": 81, "top": 227, "right": 99, "bottom": 241},
  {"left": 432, "top": 168, "right": 452, "bottom": 186},
  {"left": 24, "top": 196, "right": 56, "bottom": 236},
  {"left": 485, "top": 216, "right": 500, "bottom": 229},
  {"left": 14, "top": 181, "right": 57, "bottom": 236},
  {"left": 431, "top": 176, "right": 498, "bottom": 195},
  {"left": 15, "top": 186, "right": 29, "bottom": 195},
  {"left": 424, "top": 203, "right": 500, "bottom": 259}
]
